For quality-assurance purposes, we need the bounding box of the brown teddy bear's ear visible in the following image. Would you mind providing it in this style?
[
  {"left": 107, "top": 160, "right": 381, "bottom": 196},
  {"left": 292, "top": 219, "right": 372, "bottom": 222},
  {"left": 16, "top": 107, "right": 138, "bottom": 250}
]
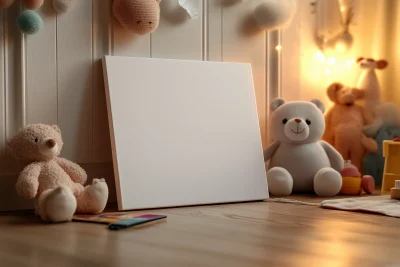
[
  {"left": 51, "top": 125, "right": 61, "bottom": 133},
  {"left": 327, "top": 82, "right": 343, "bottom": 103}
]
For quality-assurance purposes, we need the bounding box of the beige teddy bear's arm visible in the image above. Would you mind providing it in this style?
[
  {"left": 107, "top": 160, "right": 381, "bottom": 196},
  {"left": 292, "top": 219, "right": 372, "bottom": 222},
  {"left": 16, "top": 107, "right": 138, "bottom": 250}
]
[
  {"left": 320, "top": 140, "right": 344, "bottom": 172},
  {"left": 15, "top": 163, "right": 41, "bottom": 199},
  {"left": 55, "top": 157, "right": 87, "bottom": 185},
  {"left": 263, "top": 141, "right": 280, "bottom": 162}
]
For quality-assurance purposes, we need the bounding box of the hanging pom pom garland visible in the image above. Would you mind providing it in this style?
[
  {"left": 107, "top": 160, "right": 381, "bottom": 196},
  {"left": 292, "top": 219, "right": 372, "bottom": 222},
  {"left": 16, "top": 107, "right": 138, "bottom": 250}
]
[
  {"left": 253, "top": 0, "right": 297, "bottom": 31},
  {"left": 17, "top": 9, "right": 43, "bottom": 35},
  {"left": 0, "top": 0, "right": 15, "bottom": 9},
  {"left": 23, "top": 0, "right": 44, "bottom": 9},
  {"left": 53, "top": 0, "right": 76, "bottom": 14}
]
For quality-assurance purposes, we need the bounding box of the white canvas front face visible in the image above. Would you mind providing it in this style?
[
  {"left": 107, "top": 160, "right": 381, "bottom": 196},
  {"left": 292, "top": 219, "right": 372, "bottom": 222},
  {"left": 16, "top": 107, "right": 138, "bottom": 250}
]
[{"left": 103, "top": 56, "right": 269, "bottom": 210}]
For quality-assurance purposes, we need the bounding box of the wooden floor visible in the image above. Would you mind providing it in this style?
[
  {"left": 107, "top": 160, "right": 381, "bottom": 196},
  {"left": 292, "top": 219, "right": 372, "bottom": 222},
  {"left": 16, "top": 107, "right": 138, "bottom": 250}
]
[{"left": 1, "top": 194, "right": 399, "bottom": 267}]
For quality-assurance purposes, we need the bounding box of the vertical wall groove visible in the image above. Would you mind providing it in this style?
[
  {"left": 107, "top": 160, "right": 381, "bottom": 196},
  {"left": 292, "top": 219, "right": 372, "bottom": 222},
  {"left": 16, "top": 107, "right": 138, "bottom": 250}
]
[
  {"left": 56, "top": 13, "right": 59, "bottom": 125},
  {"left": 0, "top": 10, "right": 5, "bottom": 156},
  {"left": 21, "top": 32, "right": 26, "bottom": 128},
  {"left": 220, "top": 3, "right": 223, "bottom": 62},
  {"left": 91, "top": 0, "right": 95, "bottom": 162},
  {"left": 202, "top": 0, "right": 208, "bottom": 61}
]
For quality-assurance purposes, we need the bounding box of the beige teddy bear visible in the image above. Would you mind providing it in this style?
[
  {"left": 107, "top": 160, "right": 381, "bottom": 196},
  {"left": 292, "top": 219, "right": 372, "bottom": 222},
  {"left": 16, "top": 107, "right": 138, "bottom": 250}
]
[{"left": 7, "top": 124, "right": 109, "bottom": 223}]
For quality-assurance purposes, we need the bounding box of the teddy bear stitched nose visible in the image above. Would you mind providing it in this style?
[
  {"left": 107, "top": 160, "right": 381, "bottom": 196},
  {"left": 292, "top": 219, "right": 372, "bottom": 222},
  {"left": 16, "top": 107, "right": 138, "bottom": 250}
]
[
  {"left": 46, "top": 139, "right": 56, "bottom": 148},
  {"left": 295, "top": 118, "right": 301, "bottom": 123}
]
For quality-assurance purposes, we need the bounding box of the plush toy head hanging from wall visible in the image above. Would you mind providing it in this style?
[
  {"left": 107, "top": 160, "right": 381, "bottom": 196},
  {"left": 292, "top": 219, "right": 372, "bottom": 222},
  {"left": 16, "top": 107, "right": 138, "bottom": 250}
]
[
  {"left": 0, "top": 0, "right": 14, "bottom": 8},
  {"left": 253, "top": 0, "right": 297, "bottom": 31},
  {"left": 113, "top": 0, "right": 161, "bottom": 35}
]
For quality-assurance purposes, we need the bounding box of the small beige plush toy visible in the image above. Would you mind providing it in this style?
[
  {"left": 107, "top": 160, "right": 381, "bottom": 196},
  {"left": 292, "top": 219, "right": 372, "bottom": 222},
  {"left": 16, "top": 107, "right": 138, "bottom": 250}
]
[
  {"left": 113, "top": 0, "right": 161, "bottom": 35},
  {"left": 7, "top": 124, "right": 109, "bottom": 223}
]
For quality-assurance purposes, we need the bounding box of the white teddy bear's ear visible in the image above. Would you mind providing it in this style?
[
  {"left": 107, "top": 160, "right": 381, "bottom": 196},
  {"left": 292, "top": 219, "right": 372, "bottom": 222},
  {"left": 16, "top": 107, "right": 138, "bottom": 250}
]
[
  {"left": 270, "top": 98, "right": 285, "bottom": 112},
  {"left": 311, "top": 99, "right": 325, "bottom": 114}
]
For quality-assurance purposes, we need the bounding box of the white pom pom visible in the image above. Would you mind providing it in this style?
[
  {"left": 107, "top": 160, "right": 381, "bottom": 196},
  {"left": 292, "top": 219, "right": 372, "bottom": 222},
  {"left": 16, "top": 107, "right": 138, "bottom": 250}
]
[
  {"left": 53, "top": 0, "right": 76, "bottom": 14},
  {"left": 253, "top": 0, "right": 297, "bottom": 31}
]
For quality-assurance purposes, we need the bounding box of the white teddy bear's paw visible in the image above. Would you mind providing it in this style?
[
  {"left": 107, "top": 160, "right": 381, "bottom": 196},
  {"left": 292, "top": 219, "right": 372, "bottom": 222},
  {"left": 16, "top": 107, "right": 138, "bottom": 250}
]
[
  {"left": 92, "top": 178, "right": 105, "bottom": 185},
  {"left": 44, "top": 186, "right": 77, "bottom": 223},
  {"left": 314, "top": 167, "right": 342, "bottom": 197},
  {"left": 267, "top": 167, "right": 293, "bottom": 196},
  {"left": 86, "top": 178, "right": 109, "bottom": 213}
]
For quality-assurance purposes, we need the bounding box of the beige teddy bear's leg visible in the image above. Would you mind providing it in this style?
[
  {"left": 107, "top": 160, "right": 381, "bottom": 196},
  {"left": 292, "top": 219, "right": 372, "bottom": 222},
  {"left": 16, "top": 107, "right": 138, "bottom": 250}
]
[
  {"left": 74, "top": 178, "right": 109, "bottom": 214},
  {"left": 37, "top": 186, "right": 77, "bottom": 223}
]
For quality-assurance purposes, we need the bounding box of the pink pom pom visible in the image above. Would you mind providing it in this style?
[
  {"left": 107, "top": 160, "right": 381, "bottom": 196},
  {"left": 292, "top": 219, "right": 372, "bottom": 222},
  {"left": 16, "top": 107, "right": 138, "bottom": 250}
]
[{"left": 23, "top": 0, "right": 44, "bottom": 9}]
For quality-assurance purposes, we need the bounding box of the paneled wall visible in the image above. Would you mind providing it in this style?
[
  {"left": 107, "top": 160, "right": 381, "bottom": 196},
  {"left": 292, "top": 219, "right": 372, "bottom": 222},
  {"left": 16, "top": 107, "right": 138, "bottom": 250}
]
[{"left": 0, "top": 0, "right": 283, "bottom": 211}]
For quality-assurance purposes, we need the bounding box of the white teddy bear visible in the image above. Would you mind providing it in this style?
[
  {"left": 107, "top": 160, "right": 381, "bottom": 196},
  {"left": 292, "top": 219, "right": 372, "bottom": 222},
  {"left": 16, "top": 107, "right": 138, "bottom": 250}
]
[{"left": 264, "top": 98, "right": 344, "bottom": 197}]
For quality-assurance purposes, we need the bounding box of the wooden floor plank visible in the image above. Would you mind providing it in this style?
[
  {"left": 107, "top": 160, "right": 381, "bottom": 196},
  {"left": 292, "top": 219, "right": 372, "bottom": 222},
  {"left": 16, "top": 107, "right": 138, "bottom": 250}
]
[{"left": 0, "top": 198, "right": 399, "bottom": 267}]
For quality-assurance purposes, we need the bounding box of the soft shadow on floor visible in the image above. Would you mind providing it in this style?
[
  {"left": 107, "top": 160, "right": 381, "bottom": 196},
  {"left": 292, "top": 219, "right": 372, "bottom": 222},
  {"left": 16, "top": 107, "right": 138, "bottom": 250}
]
[{"left": 270, "top": 188, "right": 383, "bottom": 204}]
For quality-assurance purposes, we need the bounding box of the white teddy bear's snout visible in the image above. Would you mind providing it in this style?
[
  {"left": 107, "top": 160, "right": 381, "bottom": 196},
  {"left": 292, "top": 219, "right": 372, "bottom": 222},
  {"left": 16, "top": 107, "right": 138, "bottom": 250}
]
[{"left": 284, "top": 118, "right": 310, "bottom": 141}]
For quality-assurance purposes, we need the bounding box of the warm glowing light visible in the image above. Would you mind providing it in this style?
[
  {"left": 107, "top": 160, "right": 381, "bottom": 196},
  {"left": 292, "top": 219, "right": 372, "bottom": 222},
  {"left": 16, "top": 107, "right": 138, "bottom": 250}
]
[
  {"left": 327, "top": 57, "right": 336, "bottom": 65},
  {"left": 275, "top": 45, "right": 282, "bottom": 51},
  {"left": 325, "top": 68, "right": 331, "bottom": 75},
  {"left": 335, "top": 42, "right": 346, "bottom": 53},
  {"left": 315, "top": 51, "right": 325, "bottom": 62},
  {"left": 340, "top": 6, "right": 346, "bottom": 12}
]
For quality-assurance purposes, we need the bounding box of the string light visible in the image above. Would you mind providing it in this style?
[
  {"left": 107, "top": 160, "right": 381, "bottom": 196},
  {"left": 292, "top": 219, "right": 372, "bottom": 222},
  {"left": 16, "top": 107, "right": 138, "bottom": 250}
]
[
  {"left": 275, "top": 45, "right": 282, "bottom": 51},
  {"left": 327, "top": 57, "right": 336, "bottom": 65}
]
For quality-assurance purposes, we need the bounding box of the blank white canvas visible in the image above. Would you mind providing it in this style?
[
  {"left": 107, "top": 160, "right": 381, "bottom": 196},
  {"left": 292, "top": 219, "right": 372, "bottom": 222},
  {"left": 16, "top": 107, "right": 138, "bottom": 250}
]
[{"left": 103, "top": 56, "right": 269, "bottom": 211}]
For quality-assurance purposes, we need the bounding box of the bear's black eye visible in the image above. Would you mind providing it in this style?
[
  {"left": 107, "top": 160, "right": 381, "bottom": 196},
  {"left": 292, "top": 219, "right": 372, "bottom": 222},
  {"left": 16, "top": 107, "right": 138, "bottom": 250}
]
[
  {"left": 306, "top": 119, "right": 311, "bottom": 125},
  {"left": 282, "top": 119, "right": 288, "bottom": 124},
  {"left": 34, "top": 138, "right": 38, "bottom": 143}
]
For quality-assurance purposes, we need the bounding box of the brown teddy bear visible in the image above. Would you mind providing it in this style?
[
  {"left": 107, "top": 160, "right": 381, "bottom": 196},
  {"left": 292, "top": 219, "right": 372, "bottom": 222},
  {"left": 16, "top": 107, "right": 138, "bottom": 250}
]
[
  {"left": 7, "top": 124, "right": 109, "bottom": 223},
  {"left": 323, "top": 82, "right": 378, "bottom": 172}
]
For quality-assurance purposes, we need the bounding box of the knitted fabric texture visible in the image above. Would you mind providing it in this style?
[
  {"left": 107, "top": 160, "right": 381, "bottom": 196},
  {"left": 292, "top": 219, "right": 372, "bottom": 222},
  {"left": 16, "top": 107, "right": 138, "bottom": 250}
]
[
  {"left": 0, "top": 0, "right": 15, "bottom": 8},
  {"left": 113, "top": 0, "right": 161, "bottom": 35},
  {"left": 17, "top": 10, "right": 43, "bottom": 35},
  {"left": 24, "top": 0, "right": 44, "bottom": 9}
]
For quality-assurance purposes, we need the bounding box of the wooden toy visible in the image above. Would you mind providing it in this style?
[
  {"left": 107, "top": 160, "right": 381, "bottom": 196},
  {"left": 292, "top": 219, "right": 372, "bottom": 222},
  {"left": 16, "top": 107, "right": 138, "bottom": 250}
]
[
  {"left": 340, "top": 160, "right": 375, "bottom": 195},
  {"left": 390, "top": 180, "right": 400, "bottom": 200},
  {"left": 382, "top": 139, "right": 400, "bottom": 194}
]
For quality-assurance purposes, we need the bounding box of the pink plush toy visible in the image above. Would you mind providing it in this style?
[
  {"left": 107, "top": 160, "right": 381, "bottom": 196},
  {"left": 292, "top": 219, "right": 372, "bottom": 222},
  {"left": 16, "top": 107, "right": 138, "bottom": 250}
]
[
  {"left": 0, "top": 0, "right": 43, "bottom": 9},
  {"left": 323, "top": 82, "right": 378, "bottom": 172},
  {"left": 113, "top": 0, "right": 161, "bottom": 35},
  {"left": 7, "top": 124, "right": 109, "bottom": 223},
  {"left": 0, "top": 0, "right": 14, "bottom": 8},
  {"left": 23, "top": 0, "right": 43, "bottom": 9}
]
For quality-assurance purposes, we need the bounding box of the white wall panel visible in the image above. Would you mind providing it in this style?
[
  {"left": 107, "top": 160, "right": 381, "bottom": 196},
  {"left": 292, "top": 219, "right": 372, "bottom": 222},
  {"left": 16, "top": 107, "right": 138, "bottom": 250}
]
[
  {"left": 112, "top": 8, "right": 150, "bottom": 57},
  {"left": 93, "top": 0, "right": 112, "bottom": 163},
  {"left": 151, "top": 0, "right": 203, "bottom": 60},
  {"left": 0, "top": 10, "right": 4, "bottom": 157},
  {"left": 26, "top": 0, "right": 57, "bottom": 125},
  {"left": 218, "top": 0, "right": 267, "bottom": 147},
  {"left": 57, "top": 0, "right": 93, "bottom": 163},
  {"left": 5, "top": 3, "right": 23, "bottom": 140},
  {"left": 207, "top": 0, "right": 222, "bottom": 61}
]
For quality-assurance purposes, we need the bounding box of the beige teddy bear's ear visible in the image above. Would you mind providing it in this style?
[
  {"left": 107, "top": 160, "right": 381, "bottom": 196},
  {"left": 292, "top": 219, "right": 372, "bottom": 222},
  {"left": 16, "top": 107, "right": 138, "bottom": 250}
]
[
  {"left": 270, "top": 98, "right": 285, "bottom": 112},
  {"left": 51, "top": 125, "right": 61, "bottom": 133},
  {"left": 311, "top": 99, "right": 325, "bottom": 114}
]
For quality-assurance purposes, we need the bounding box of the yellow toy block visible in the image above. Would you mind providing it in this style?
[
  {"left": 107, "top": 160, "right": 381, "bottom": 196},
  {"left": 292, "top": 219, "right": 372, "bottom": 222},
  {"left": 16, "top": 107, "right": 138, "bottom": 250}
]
[{"left": 382, "top": 140, "right": 400, "bottom": 194}]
